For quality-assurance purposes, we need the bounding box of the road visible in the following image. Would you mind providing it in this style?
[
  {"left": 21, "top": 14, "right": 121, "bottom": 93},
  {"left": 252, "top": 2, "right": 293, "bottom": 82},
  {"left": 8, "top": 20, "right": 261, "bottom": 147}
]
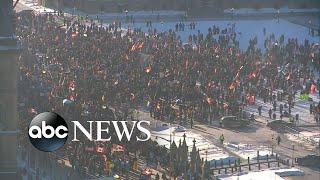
[{"left": 136, "top": 104, "right": 320, "bottom": 179}]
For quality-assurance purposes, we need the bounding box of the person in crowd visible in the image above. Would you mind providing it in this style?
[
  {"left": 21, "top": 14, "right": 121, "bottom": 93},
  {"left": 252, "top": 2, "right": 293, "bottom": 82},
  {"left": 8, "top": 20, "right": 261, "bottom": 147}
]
[{"left": 258, "top": 106, "right": 262, "bottom": 116}]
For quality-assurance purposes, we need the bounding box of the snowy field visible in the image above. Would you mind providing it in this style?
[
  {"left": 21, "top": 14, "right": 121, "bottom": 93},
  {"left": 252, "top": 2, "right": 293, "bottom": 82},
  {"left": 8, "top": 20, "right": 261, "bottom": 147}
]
[
  {"left": 224, "top": 7, "right": 320, "bottom": 15},
  {"left": 123, "top": 19, "right": 319, "bottom": 51},
  {"left": 285, "top": 131, "right": 320, "bottom": 149},
  {"left": 226, "top": 142, "right": 274, "bottom": 160},
  {"left": 87, "top": 10, "right": 185, "bottom": 20},
  {"left": 217, "top": 168, "right": 304, "bottom": 180},
  {"left": 18, "top": 0, "right": 55, "bottom": 13}
]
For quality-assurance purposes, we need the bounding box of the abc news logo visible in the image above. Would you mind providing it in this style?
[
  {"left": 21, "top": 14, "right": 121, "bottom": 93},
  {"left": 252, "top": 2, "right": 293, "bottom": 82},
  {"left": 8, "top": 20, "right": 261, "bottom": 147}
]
[
  {"left": 28, "top": 112, "right": 151, "bottom": 152},
  {"left": 28, "top": 112, "right": 68, "bottom": 152}
]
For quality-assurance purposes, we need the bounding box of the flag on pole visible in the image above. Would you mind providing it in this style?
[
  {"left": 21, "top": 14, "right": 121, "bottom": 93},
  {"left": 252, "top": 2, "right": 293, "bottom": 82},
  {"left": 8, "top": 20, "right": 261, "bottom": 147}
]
[{"left": 310, "top": 84, "right": 316, "bottom": 94}]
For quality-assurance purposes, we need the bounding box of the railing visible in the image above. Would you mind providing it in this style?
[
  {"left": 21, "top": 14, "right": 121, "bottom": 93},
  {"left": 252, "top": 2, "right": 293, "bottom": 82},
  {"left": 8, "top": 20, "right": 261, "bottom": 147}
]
[{"left": 211, "top": 154, "right": 292, "bottom": 175}]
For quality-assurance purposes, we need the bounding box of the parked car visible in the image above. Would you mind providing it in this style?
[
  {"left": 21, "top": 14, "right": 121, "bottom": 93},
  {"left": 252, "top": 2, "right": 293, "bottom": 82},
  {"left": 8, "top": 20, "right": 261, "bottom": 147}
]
[
  {"left": 297, "top": 154, "right": 320, "bottom": 168},
  {"left": 220, "top": 116, "right": 250, "bottom": 128}
]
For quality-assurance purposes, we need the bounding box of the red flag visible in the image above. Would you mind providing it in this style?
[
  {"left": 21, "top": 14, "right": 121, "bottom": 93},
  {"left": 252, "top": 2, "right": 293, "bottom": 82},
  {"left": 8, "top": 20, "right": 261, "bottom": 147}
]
[
  {"left": 71, "top": 32, "right": 77, "bottom": 38},
  {"left": 286, "top": 73, "right": 291, "bottom": 81},
  {"left": 206, "top": 97, "right": 214, "bottom": 105},
  {"left": 223, "top": 103, "right": 229, "bottom": 109},
  {"left": 145, "top": 65, "right": 152, "bottom": 73},
  {"left": 96, "top": 146, "right": 104, "bottom": 153},
  {"left": 310, "top": 84, "right": 316, "bottom": 94},
  {"left": 138, "top": 42, "right": 144, "bottom": 49},
  {"left": 28, "top": 108, "right": 37, "bottom": 115},
  {"left": 112, "top": 144, "right": 125, "bottom": 153},
  {"left": 229, "top": 82, "right": 236, "bottom": 90},
  {"left": 247, "top": 95, "right": 255, "bottom": 105},
  {"left": 69, "top": 95, "right": 75, "bottom": 101},
  {"left": 248, "top": 71, "right": 257, "bottom": 79},
  {"left": 130, "top": 43, "right": 137, "bottom": 51},
  {"left": 142, "top": 168, "right": 152, "bottom": 176},
  {"left": 185, "top": 59, "right": 189, "bottom": 69},
  {"left": 156, "top": 102, "right": 161, "bottom": 110},
  {"left": 68, "top": 80, "right": 76, "bottom": 91},
  {"left": 54, "top": 35, "right": 59, "bottom": 42}
]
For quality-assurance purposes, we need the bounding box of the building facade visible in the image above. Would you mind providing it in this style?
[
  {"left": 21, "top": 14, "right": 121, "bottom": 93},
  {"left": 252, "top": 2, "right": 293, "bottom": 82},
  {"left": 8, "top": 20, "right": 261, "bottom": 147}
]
[{"left": 0, "top": 0, "right": 20, "bottom": 179}]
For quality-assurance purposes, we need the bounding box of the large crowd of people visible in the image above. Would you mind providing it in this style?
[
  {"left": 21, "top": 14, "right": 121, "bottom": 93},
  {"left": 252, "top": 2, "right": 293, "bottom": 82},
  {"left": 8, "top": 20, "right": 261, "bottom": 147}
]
[{"left": 16, "top": 11, "right": 319, "bottom": 179}]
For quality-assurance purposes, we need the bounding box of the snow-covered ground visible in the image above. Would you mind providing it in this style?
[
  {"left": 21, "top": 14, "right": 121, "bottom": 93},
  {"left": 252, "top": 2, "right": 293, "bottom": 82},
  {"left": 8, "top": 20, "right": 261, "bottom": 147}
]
[
  {"left": 151, "top": 125, "right": 237, "bottom": 164},
  {"left": 123, "top": 19, "right": 318, "bottom": 51},
  {"left": 18, "top": 0, "right": 55, "bottom": 13},
  {"left": 86, "top": 10, "right": 185, "bottom": 20},
  {"left": 224, "top": 7, "right": 320, "bottom": 15},
  {"left": 285, "top": 131, "right": 320, "bottom": 149},
  {"left": 225, "top": 142, "right": 275, "bottom": 160},
  {"left": 217, "top": 168, "right": 304, "bottom": 180}
]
